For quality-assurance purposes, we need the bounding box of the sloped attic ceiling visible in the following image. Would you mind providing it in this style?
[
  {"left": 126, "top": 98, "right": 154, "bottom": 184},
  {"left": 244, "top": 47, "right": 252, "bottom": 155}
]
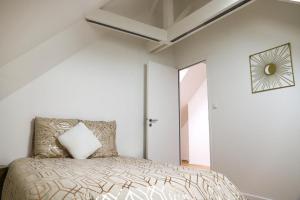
[
  {"left": 87, "top": 0, "right": 254, "bottom": 53},
  {"left": 0, "top": 0, "right": 114, "bottom": 100},
  {"left": 103, "top": 0, "right": 164, "bottom": 28},
  {"left": 174, "top": 0, "right": 212, "bottom": 22},
  {"left": 1, "top": 0, "right": 203, "bottom": 68},
  {"left": 0, "top": 0, "right": 252, "bottom": 100},
  {"left": 102, "top": 0, "right": 212, "bottom": 28},
  {"left": 0, "top": 0, "right": 247, "bottom": 69},
  {"left": 0, "top": 0, "right": 106, "bottom": 68},
  {"left": 1, "top": 0, "right": 177, "bottom": 101}
]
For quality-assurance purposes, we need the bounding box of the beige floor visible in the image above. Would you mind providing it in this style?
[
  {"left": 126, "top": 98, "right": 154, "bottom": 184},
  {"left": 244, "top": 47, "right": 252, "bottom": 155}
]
[{"left": 181, "top": 160, "right": 210, "bottom": 170}]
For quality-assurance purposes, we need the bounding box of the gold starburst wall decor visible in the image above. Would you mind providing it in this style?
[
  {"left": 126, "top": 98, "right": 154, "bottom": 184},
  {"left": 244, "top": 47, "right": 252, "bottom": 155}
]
[{"left": 249, "top": 43, "right": 295, "bottom": 93}]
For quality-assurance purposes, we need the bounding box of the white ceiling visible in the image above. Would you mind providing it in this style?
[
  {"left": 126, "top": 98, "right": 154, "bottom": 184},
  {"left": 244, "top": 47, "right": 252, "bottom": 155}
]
[
  {"left": 103, "top": 0, "right": 164, "bottom": 28},
  {"left": 88, "top": 0, "right": 250, "bottom": 53},
  {"left": 0, "top": 0, "right": 212, "bottom": 68},
  {"left": 0, "top": 0, "right": 106, "bottom": 68},
  {"left": 174, "top": 0, "right": 212, "bottom": 21},
  {"left": 102, "top": 0, "right": 213, "bottom": 28},
  {"left": 0, "top": 0, "right": 253, "bottom": 69}
]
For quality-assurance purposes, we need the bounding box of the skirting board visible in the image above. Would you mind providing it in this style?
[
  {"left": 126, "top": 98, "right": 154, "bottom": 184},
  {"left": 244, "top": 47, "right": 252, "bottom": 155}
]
[{"left": 243, "top": 193, "right": 273, "bottom": 200}]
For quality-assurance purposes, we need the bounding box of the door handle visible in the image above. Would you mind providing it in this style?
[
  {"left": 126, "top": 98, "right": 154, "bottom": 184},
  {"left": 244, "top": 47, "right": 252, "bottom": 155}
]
[
  {"left": 149, "top": 119, "right": 159, "bottom": 123},
  {"left": 148, "top": 118, "right": 159, "bottom": 127}
]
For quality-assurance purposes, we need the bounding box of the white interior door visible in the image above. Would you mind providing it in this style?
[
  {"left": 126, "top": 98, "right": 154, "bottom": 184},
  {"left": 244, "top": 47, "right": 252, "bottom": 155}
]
[{"left": 146, "top": 61, "right": 180, "bottom": 165}]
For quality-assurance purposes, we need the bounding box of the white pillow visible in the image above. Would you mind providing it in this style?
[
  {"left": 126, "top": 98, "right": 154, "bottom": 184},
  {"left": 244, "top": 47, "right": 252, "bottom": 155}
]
[{"left": 58, "top": 122, "right": 102, "bottom": 159}]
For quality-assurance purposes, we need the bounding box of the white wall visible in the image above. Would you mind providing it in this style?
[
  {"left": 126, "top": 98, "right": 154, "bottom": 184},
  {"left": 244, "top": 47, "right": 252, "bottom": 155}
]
[
  {"left": 188, "top": 79, "right": 210, "bottom": 166},
  {"left": 0, "top": 31, "right": 174, "bottom": 165},
  {"left": 174, "top": 1, "right": 300, "bottom": 199}
]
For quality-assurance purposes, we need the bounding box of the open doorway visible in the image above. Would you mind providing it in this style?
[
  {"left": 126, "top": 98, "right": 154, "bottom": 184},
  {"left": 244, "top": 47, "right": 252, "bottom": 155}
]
[{"left": 179, "top": 62, "right": 210, "bottom": 169}]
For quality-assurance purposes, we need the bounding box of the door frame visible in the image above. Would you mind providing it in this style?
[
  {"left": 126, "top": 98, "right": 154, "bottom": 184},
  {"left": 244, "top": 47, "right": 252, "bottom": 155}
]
[{"left": 177, "top": 59, "right": 214, "bottom": 168}]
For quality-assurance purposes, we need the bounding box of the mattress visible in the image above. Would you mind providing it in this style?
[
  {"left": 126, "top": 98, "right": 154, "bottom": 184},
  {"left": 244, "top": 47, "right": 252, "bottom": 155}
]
[{"left": 2, "top": 156, "right": 246, "bottom": 200}]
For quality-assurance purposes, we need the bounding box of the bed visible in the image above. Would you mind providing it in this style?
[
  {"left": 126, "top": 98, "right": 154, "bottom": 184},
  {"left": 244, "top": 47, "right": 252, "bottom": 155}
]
[
  {"left": 2, "top": 117, "right": 246, "bottom": 200},
  {"left": 2, "top": 156, "right": 245, "bottom": 200}
]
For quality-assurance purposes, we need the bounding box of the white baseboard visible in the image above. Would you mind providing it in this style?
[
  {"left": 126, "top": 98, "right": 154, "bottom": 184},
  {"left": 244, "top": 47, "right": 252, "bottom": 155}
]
[{"left": 243, "top": 193, "right": 273, "bottom": 200}]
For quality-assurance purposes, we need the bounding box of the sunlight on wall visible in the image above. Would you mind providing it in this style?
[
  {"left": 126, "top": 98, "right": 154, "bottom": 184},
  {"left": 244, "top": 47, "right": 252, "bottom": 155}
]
[{"left": 180, "top": 63, "right": 210, "bottom": 167}]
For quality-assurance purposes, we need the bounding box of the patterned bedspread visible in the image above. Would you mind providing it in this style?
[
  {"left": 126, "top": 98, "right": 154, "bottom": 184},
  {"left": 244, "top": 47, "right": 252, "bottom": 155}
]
[{"left": 2, "top": 157, "right": 246, "bottom": 200}]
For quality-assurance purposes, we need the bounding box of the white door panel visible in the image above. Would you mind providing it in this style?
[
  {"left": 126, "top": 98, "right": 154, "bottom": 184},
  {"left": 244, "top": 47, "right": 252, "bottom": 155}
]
[{"left": 146, "top": 61, "right": 180, "bottom": 165}]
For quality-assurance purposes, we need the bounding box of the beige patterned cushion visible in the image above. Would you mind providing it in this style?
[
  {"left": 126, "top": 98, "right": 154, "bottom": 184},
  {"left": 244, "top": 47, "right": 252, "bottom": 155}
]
[
  {"left": 33, "top": 117, "right": 79, "bottom": 158},
  {"left": 83, "top": 120, "right": 118, "bottom": 158}
]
